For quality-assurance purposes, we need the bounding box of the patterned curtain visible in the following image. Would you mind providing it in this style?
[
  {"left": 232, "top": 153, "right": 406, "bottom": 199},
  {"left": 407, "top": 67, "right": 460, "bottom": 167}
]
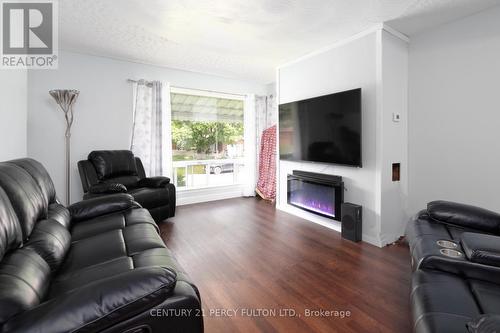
[
  {"left": 130, "top": 80, "right": 172, "bottom": 177},
  {"left": 256, "top": 125, "right": 276, "bottom": 200},
  {"left": 255, "top": 94, "right": 277, "bottom": 165}
]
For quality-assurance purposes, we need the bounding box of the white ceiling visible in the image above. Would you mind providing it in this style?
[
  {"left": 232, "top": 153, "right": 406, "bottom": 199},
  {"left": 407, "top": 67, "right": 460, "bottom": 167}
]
[
  {"left": 60, "top": 0, "right": 500, "bottom": 84},
  {"left": 387, "top": 0, "right": 500, "bottom": 35}
]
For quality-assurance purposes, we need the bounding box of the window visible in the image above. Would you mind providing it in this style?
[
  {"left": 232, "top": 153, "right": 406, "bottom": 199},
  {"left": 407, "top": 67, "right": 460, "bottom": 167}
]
[{"left": 170, "top": 89, "right": 246, "bottom": 190}]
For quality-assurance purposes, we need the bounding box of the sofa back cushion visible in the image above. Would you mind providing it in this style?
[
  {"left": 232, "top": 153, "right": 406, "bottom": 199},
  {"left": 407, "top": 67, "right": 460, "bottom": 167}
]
[
  {"left": 8, "top": 158, "right": 57, "bottom": 206},
  {"left": 48, "top": 203, "right": 71, "bottom": 229},
  {"left": 0, "top": 187, "right": 22, "bottom": 260},
  {"left": 24, "top": 219, "right": 71, "bottom": 271},
  {"left": 0, "top": 163, "right": 47, "bottom": 240},
  {"left": 0, "top": 248, "right": 51, "bottom": 323},
  {"left": 88, "top": 150, "right": 138, "bottom": 180},
  {"left": 78, "top": 160, "right": 100, "bottom": 191}
]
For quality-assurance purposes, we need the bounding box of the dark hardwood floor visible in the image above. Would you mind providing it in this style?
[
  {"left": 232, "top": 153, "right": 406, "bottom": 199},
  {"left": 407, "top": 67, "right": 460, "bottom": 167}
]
[{"left": 158, "top": 197, "right": 411, "bottom": 333}]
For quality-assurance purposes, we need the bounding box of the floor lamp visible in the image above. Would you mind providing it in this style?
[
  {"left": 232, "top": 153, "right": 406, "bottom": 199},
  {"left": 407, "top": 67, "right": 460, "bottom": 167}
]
[{"left": 49, "top": 89, "right": 80, "bottom": 205}]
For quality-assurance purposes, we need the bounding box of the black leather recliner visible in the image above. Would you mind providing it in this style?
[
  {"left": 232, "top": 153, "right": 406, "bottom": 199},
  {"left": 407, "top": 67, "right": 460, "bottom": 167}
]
[
  {"left": 406, "top": 200, "right": 500, "bottom": 333},
  {"left": 78, "top": 150, "right": 176, "bottom": 222},
  {"left": 0, "top": 158, "right": 202, "bottom": 333}
]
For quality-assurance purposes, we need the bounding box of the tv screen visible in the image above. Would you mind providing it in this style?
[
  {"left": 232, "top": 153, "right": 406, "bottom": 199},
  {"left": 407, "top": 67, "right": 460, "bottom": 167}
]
[{"left": 279, "top": 88, "right": 362, "bottom": 167}]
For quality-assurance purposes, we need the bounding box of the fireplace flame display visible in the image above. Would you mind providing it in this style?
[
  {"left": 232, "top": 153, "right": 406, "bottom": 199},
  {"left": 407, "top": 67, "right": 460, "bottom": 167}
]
[{"left": 288, "top": 179, "right": 336, "bottom": 218}]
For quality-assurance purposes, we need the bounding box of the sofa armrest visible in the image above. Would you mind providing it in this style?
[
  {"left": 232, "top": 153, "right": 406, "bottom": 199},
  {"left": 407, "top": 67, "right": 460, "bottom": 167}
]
[
  {"left": 69, "top": 193, "right": 140, "bottom": 222},
  {"left": 461, "top": 232, "right": 500, "bottom": 267},
  {"left": 88, "top": 182, "right": 127, "bottom": 194},
  {"left": 138, "top": 176, "right": 170, "bottom": 188},
  {"left": 428, "top": 200, "right": 500, "bottom": 234},
  {"left": 2, "top": 267, "right": 177, "bottom": 333},
  {"left": 468, "top": 315, "right": 500, "bottom": 333}
]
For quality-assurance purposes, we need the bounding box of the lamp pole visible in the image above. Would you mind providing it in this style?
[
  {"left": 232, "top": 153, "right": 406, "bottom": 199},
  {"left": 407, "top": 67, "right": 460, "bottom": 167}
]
[{"left": 49, "top": 89, "right": 80, "bottom": 205}]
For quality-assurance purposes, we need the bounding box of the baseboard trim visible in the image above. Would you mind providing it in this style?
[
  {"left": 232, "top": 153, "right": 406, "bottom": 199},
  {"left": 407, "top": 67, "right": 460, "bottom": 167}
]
[
  {"left": 276, "top": 203, "right": 383, "bottom": 247},
  {"left": 276, "top": 203, "right": 342, "bottom": 233},
  {"left": 177, "top": 185, "right": 247, "bottom": 206},
  {"left": 380, "top": 233, "right": 404, "bottom": 247}
]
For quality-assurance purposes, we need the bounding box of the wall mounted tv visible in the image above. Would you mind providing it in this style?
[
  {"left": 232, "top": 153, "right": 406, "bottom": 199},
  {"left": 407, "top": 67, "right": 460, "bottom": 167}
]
[{"left": 279, "top": 88, "right": 362, "bottom": 167}]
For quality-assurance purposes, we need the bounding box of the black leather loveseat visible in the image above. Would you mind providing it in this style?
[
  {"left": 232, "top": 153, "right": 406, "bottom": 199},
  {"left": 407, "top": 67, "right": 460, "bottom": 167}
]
[
  {"left": 78, "top": 150, "right": 176, "bottom": 222},
  {"left": 406, "top": 200, "right": 500, "bottom": 333},
  {"left": 0, "top": 158, "right": 202, "bottom": 333}
]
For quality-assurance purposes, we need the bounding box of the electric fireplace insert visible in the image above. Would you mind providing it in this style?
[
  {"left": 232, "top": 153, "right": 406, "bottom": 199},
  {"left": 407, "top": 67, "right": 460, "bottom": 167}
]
[{"left": 287, "top": 171, "right": 344, "bottom": 221}]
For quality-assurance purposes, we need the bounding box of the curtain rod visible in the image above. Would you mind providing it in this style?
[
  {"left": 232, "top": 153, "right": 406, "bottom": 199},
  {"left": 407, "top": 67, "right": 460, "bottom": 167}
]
[{"left": 127, "top": 79, "right": 246, "bottom": 97}]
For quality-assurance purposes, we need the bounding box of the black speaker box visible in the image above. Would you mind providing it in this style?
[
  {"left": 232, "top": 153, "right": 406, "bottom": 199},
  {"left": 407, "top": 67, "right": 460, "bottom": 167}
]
[{"left": 341, "top": 203, "right": 362, "bottom": 242}]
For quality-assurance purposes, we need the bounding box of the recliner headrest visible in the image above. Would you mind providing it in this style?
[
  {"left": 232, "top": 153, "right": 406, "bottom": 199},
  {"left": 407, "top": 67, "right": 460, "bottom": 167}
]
[
  {"left": 88, "top": 150, "right": 138, "bottom": 180},
  {"left": 428, "top": 200, "right": 500, "bottom": 234}
]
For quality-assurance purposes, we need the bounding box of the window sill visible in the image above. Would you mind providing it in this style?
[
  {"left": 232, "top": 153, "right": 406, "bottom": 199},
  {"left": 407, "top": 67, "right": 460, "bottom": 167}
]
[{"left": 177, "top": 184, "right": 248, "bottom": 206}]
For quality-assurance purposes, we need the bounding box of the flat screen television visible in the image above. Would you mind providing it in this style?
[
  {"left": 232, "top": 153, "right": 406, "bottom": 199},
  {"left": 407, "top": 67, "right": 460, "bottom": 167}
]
[{"left": 279, "top": 88, "right": 362, "bottom": 167}]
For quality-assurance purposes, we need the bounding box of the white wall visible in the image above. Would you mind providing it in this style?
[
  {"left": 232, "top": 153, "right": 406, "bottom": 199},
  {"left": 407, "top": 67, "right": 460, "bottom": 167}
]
[
  {"left": 278, "top": 32, "right": 381, "bottom": 245},
  {"left": 277, "top": 28, "right": 408, "bottom": 247},
  {"left": 266, "top": 82, "right": 276, "bottom": 96},
  {"left": 27, "top": 51, "right": 267, "bottom": 203},
  {"left": 379, "top": 32, "right": 409, "bottom": 244},
  {"left": 408, "top": 6, "right": 500, "bottom": 214},
  {"left": 0, "top": 70, "right": 27, "bottom": 161}
]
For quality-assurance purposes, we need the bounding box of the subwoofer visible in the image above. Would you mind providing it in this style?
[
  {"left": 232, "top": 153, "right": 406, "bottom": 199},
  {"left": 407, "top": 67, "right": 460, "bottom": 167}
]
[{"left": 341, "top": 203, "right": 362, "bottom": 242}]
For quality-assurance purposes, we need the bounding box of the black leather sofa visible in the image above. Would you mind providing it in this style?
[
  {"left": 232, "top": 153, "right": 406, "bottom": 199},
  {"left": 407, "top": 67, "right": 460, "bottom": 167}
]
[
  {"left": 406, "top": 200, "right": 500, "bottom": 333},
  {"left": 0, "top": 158, "right": 202, "bottom": 333},
  {"left": 78, "top": 150, "right": 176, "bottom": 222}
]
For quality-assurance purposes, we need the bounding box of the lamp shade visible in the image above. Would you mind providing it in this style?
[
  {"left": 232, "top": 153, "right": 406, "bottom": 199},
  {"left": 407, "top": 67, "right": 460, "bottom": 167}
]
[{"left": 49, "top": 89, "right": 80, "bottom": 107}]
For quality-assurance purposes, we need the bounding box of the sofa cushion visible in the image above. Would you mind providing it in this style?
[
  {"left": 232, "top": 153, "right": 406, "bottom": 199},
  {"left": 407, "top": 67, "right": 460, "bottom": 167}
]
[
  {"left": 51, "top": 212, "right": 166, "bottom": 296},
  {"left": 0, "top": 163, "right": 47, "bottom": 239},
  {"left": 88, "top": 150, "right": 138, "bottom": 180},
  {"left": 0, "top": 248, "right": 51, "bottom": 323},
  {"left": 8, "top": 158, "right": 57, "bottom": 206},
  {"left": 128, "top": 187, "right": 170, "bottom": 209},
  {"left": 64, "top": 229, "right": 128, "bottom": 273},
  {"left": 3, "top": 267, "right": 177, "bottom": 333},
  {"left": 428, "top": 201, "right": 500, "bottom": 234},
  {"left": 469, "top": 279, "right": 500, "bottom": 314},
  {"left": 122, "top": 223, "right": 166, "bottom": 255},
  {"left": 50, "top": 249, "right": 190, "bottom": 297},
  {"left": 63, "top": 226, "right": 164, "bottom": 278},
  {"left": 0, "top": 187, "right": 22, "bottom": 260},
  {"left": 24, "top": 219, "right": 71, "bottom": 271},
  {"left": 411, "top": 269, "right": 480, "bottom": 333},
  {"left": 71, "top": 207, "right": 157, "bottom": 241},
  {"left": 411, "top": 269, "right": 480, "bottom": 317},
  {"left": 50, "top": 256, "right": 134, "bottom": 296},
  {"left": 133, "top": 248, "right": 191, "bottom": 283}
]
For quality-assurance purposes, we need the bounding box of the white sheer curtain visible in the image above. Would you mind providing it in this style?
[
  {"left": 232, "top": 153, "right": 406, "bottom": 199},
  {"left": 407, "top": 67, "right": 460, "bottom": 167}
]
[
  {"left": 243, "top": 94, "right": 257, "bottom": 196},
  {"left": 130, "top": 80, "right": 173, "bottom": 178},
  {"left": 242, "top": 94, "right": 277, "bottom": 197}
]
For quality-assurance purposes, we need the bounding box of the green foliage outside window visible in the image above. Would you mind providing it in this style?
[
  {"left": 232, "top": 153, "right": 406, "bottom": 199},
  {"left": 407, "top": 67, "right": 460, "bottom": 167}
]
[{"left": 172, "top": 120, "right": 243, "bottom": 159}]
